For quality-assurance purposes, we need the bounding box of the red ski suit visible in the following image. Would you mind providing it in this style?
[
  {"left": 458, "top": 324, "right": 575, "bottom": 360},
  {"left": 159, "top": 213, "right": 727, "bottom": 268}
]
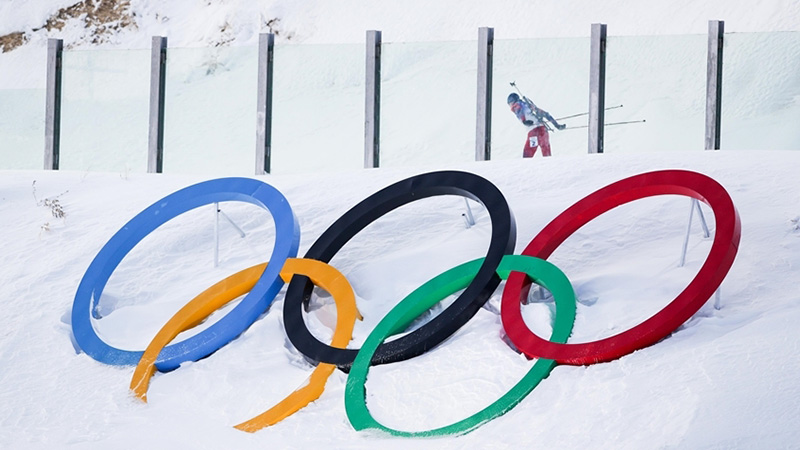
[
  {"left": 509, "top": 99, "right": 558, "bottom": 158},
  {"left": 523, "top": 126, "right": 551, "bottom": 158}
]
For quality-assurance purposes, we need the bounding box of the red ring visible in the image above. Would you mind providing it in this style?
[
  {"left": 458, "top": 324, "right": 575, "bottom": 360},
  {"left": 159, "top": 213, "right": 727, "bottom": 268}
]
[{"left": 501, "top": 170, "right": 741, "bottom": 365}]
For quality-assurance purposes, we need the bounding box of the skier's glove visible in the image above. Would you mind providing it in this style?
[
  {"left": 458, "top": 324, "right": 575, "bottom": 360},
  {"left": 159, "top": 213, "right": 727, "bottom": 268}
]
[
  {"left": 556, "top": 123, "right": 566, "bottom": 130},
  {"left": 522, "top": 120, "right": 534, "bottom": 126}
]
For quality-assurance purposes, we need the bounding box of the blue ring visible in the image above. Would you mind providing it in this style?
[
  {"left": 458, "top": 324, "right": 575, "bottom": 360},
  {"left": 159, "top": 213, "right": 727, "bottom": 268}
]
[{"left": 71, "top": 177, "right": 300, "bottom": 370}]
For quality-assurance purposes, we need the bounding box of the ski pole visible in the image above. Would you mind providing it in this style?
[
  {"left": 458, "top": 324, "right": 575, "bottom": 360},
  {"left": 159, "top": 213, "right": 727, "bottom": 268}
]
[
  {"left": 509, "top": 81, "right": 534, "bottom": 105},
  {"left": 561, "top": 119, "right": 646, "bottom": 130},
  {"left": 556, "top": 104, "right": 624, "bottom": 121}
]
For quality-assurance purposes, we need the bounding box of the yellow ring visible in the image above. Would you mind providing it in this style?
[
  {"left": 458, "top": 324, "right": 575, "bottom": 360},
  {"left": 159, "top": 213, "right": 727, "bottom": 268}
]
[{"left": 129, "top": 258, "right": 362, "bottom": 432}]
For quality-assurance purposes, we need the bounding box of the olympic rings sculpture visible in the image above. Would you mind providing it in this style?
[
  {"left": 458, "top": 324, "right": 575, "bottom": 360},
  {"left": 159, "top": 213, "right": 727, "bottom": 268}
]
[{"left": 71, "top": 169, "right": 741, "bottom": 437}]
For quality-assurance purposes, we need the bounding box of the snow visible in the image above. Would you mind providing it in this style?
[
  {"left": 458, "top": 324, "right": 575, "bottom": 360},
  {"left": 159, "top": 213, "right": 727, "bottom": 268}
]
[
  {"left": 1, "top": 1, "right": 800, "bottom": 448},
  {"left": 4, "top": 0, "right": 800, "bottom": 48},
  {"left": 3, "top": 151, "right": 800, "bottom": 448}
]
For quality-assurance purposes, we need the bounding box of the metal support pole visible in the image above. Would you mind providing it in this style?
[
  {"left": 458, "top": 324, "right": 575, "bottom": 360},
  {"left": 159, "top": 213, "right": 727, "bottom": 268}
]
[
  {"left": 679, "top": 197, "right": 720, "bottom": 308},
  {"left": 679, "top": 198, "right": 711, "bottom": 267},
  {"left": 256, "top": 33, "right": 275, "bottom": 175},
  {"left": 213, "top": 202, "right": 246, "bottom": 268},
  {"left": 695, "top": 199, "right": 710, "bottom": 238},
  {"left": 588, "top": 23, "right": 607, "bottom": 154},
  {"left": 679, "top": 199, "right": 698, "bottom": 268},
  {"left": 148, "top": 36, "right": 167, "bottom": 173},
  {"left": 219, "top": 209, "right": 246, "bottom": 238},
  {"left": 475, "top": 27, "right": 493, "bottom": 161},
  {"left": 44, "top": 38, "right": 63, "bottom": 170},
  {"left": 364, "top": 30, "right": 381, "bottom": 168},
  {"left": 214, "top": 203, "right": 220, "bottom": 268},
  {"left": 462, "top": 198, "right": 476, "bottom": 228},
  {"left": 705, "top": 20, "right": 724, "bottom": 150}
]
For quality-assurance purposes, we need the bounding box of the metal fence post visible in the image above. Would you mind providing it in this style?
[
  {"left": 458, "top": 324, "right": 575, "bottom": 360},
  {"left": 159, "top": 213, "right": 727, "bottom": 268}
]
[
  {"left": 705, "top": 20, "right": 724, "bottom": 150},
  {"left": 588, "top": 23, "right": 607, "bottom": 154},
  {"left": 44, "top": 38, "right": 63, "bottom": 170},
  {"left": 256, "top": 33, "right": 275, "bottom": 175},
  {"left": 148, "top": 36, "right": 167, "bottom": 173},
  {"left": 364, "top": 30, "right": 381, "bottom": 168},
  {"left": 476, "top": 27, "right": 493, "bottom": 161}
]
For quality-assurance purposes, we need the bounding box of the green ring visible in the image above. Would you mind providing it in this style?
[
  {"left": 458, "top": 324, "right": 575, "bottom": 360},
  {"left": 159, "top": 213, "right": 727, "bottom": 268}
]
[{"left": 345, "top": 255, "right": 576, "bottom": 437}]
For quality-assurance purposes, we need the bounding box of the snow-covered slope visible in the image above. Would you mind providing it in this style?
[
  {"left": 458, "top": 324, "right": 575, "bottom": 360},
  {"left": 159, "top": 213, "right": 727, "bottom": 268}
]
[
  {"left": 2, "top": 0, "right": 800, "bottom": 51},
  {"left": 2, "top": 151, "right": 800, "bottom": 448}
]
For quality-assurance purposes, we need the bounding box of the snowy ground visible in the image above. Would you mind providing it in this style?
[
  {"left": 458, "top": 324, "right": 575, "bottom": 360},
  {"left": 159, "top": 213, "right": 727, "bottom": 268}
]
[{"left": 1, "top": 150, "right": 800, "bottom": 449}]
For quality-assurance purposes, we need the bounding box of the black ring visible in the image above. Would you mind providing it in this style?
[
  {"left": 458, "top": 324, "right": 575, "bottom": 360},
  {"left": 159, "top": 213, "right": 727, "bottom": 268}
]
[{"left": 283, "top": 170, "right": 516, "bottom": 369}]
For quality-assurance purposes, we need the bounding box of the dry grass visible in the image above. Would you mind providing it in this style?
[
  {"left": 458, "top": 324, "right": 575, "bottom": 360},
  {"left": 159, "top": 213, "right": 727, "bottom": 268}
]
[
  {"left": 0, "top": 0, "right": 135, "bottom": 53},
  {"left": 0, "top": 31, "right": 27, "bottom": 53}
]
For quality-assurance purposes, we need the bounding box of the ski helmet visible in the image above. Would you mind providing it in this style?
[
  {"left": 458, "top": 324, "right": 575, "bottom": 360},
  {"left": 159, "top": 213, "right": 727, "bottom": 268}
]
[{"left": 507, "top": 93, "right": 520, "bottom": 104}]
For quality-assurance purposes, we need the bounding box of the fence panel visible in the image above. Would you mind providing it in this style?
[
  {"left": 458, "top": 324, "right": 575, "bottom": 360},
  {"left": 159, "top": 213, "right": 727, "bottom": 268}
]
[
  {"left": 162, "top": 46, "right": 257, "bottom": 175},
  {"left": 271, "top": 43, "right": 363, "bottom": 174},
  {"left": 380, "top": 40, "right": 476, "bottom": 168},
  {"left": 0, "top": 88, "right": 45, "bottom": 169},
  {"left": 721, "top": 31, "right": 800, "bottom": 151},
  {"left": 59, "top": 49, "right": 150, "bottom": 173},
  {"left": 604, "top": 34, "right": 707, "bottom": 153}
]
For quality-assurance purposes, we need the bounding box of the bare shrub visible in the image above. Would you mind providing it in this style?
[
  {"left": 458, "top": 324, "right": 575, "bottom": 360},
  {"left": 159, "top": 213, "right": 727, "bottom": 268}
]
[{"left": 32, "top": 180, "right": 67, "bottom": 219}]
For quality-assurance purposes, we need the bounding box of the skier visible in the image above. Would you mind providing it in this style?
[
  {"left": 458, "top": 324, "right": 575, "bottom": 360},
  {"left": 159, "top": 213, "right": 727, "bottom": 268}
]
[{"left": 507, "top": 92, "right": 566, "bottom": 158}]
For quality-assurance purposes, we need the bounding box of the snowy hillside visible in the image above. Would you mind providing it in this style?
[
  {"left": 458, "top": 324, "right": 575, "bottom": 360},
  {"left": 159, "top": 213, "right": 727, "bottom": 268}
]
[
  {"left": 2, "top": 0, "right": 799, "bottom": 52},
  {"left": 2, "top": 0, "right": 800, "bottom": 84}
]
